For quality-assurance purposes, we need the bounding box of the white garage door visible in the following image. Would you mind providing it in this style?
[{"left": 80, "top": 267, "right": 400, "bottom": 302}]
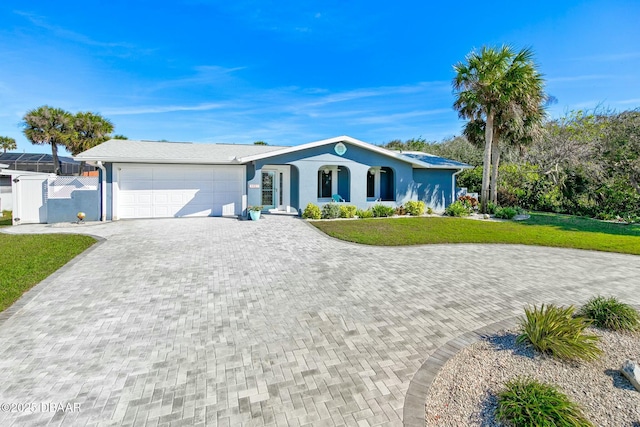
[{"left": 117, "top": 164, "right": 244, "bottom": 219}]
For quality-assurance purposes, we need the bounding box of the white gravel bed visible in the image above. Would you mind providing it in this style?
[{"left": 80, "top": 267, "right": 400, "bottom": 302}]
[{"left": 425, "top": 328, "right": 640, "bottom": 426}]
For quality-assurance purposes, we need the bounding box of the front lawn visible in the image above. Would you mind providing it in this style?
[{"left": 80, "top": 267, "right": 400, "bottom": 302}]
[
  {"left": 310, "top": 213, "right": 640, "bottom": 255},
  {"left": 0, "top": 233, "right": 96, "bottom": 312}
]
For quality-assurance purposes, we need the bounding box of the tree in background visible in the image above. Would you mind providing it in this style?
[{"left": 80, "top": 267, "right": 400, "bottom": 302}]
[
  {"left": 253, "top": 141, "right": 268, "bottom": 145},
  {"left": 453, "top": 45, "right": 546, "bottom": 211},
  {"left": 22, "top": 106, "right": 73, "bottom": 175},
  {"left": 112, "top": 134, "right": 128, "bottom": 140},
  {"left": 0, "top": 136, "right": 16, "bottom": 153},
  {"left": 68, "top": 112, "right": 114, "bottom": 175}
]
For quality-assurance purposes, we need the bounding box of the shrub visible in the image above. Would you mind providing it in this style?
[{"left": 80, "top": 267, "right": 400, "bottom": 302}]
[
  {"left": 339, "top": 205, "right": 357, "bottom": 219},
  {"left": 355, "top": 208, "right": 373, "bottom": 219},
  {"left": 405, "top": 200, "right": 425, "bottom": 216},
  {"left": 579, "top": 296, "right": 640, "bottom": 331},
  {"left": 458, "top": 195, "right": 478, "bottom": 210},
  {"left": 321, "top": 203, "right": 341, "bottom": 219},
  {"left": 486, "top": 202, "right": 498, "bottom": 215},
  {"left": 371, "top": 204, "right": 395, "bottom": 217},
  {"left": 516, "top": 304, "right": 601, "bottom": 361},
  {"left": 494, "top": 206, "right": 518, "bottom": 219},
  {"left": 302, "top": 203, "right": 321, "bottom": 219},
  {"left": 426, "top": 206, "right": 434, "bottom": 215},
  {"left": 394, "top": 205, "right": 407, "bottom": 216},
  {"left": 444, "top": 201, "right": 472, "bottom": 217},
  {"left": 496, "top": 377, "right": 593, "bottom": 427}
]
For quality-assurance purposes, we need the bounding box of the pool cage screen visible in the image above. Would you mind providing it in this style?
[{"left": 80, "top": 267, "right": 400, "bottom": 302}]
[{"left": 0, "top": 153, "right": 95, "bottom": 175}]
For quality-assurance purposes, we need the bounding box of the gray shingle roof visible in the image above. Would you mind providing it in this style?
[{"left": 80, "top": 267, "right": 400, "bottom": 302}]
[{"left": 75, "top": 139, "right": 285, "bottom": 164}]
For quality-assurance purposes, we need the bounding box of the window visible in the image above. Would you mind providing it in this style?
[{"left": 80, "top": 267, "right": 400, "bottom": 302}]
[{"left": 318, "top": 170, "right": 332, "bottom": 198}]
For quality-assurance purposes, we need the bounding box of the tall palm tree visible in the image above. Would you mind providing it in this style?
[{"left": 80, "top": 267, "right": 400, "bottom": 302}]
[
  {"left": 453, "top": 46, "right": 546, "bottom": 211},
  {"left": 68, "top": 112, "right": 114, "bottom": 175},
  {"left": 22, "top": 106, "right": 73, "bottom": 175},
  {"left": 0, "top": 136, "right": 17, "bottom": 153}
]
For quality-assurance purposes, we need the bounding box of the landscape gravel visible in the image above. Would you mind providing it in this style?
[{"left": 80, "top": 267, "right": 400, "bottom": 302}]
[{"left": 424, "top": 328, "right": 640, "bottom": 426}]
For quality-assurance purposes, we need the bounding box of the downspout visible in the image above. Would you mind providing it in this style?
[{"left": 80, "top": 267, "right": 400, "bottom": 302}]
[
  {"left": 452, "top": 168, "right": 464, "bottom": 205},
  {"left": 96, "top": 161, "right": 107, "bottom": 221}
]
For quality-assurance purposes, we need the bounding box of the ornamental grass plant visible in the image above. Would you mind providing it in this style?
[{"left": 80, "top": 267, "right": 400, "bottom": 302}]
[
  {"left": 496, "top": 377, "right": 593, "bottom": 427},
  {"left": 579, "top": 296, "right": 640, "bottom": 332},
  {"left": 516, "top": 304, "right": 601, "bottom": 361}
]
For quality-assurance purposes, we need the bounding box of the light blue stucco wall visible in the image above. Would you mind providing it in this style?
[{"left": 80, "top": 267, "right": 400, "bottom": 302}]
[
  {"left": 47, "top": 190, "right": 100, "bottom": 223},
  {"left": 247, "top": 142, "right": 461, "bottom": 214},
  {"left": 411, "top": 169, "right": 455, "bottom": 210},
  {"left": 105, "top": 163, "right": 113, "bottom": 220}
]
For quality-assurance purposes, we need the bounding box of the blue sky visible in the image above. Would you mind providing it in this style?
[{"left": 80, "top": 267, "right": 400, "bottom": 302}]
[{"left": 1, "top": 0, "right": 639, "bottom": 155}]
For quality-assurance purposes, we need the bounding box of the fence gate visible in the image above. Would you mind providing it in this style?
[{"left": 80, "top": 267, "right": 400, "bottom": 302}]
[{"left": 13, "top": 175, "right": 49, "bottom": 224}]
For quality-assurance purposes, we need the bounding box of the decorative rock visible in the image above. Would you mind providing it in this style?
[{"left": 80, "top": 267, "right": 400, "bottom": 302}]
[
  {"left": 483, "top": 214, "right": 490, "bottom": 219},
  {"left": 621, "top": 360, "right": 640, "bottom": 392}
]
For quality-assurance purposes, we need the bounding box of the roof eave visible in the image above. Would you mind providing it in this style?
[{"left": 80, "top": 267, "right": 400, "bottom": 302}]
[{"left": 74, "top": 156, "right": 241, "bottom": 165}]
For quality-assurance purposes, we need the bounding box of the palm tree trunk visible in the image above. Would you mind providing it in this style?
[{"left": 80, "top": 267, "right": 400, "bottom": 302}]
[
  {"left": 490, "top": 128, "right": 501, "bottom": 204},
  {"left": 51, "top": 141, "right": 61, "bottom": 175},
  {"left": 78, "top": 161, "right": 85, "bottom": 176},
  {"left": 480, "top": 112, "right": 494, "bottom": 213}
]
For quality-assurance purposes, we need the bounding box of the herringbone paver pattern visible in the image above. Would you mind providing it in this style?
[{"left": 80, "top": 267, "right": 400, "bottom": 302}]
[{"left": 1, "top": 216, "right": 638, "bottom": 426}]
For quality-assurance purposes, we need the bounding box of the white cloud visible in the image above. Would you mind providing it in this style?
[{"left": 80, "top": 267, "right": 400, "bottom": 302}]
[
  {"left": 353, "top": 109, "right": 451, "bottom": 125},
  {"left": 547, "top": 75, "right": 613, "bottom": 83},
  {"left": 101, "top": 103, "right": 224, "bottom": 116},
  {"left": 14, "top": 10, "right": 134, "bottom": 50}
]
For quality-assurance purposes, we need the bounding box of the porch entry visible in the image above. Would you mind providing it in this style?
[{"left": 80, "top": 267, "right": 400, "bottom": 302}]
[{"left": 261, "top": 165, "right": 291, "bottom": 211}]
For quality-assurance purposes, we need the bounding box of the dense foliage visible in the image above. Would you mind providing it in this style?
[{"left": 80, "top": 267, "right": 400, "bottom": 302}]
[
  {"left": 496, "top": 377, "right": 593, "bottom": 427},
  {"left": 386, "top": 108, "right": 640, "bottom": 221},
  {"left": 579, "top": 296, "right": 640, "bottom": 332}
]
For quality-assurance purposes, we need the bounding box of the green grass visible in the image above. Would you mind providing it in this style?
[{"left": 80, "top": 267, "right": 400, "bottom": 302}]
[
  {"left": 496, "top": 377, "right": 593, "bottom": 427},
  {"left": 516, "top": 304, "right": 601, "bottom": 361},
  {"left": 0, "top": 233, "right": 96, "bottom": 312},
  {"left": 310, "top": 212, "right": 640, "bottom": 255},
  {"left": 579, "top": 296, "right": 640, "bottom": 332}
]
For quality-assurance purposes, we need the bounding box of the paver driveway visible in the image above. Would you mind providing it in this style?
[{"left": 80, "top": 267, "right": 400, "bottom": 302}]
[{"left": 1, "top": 216, "right": 639, "bottom": 426}]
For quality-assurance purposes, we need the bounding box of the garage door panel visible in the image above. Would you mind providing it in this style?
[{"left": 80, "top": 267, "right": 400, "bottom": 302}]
[
  {"left": 118, "top": 164, "right": 243, "bottom": 219},
  {"left": 186, "top": 180, "right": 214, "bottom": 191},
  {"left": 121, "top": 168, "right": 152, "bottom": 181},
  {"left": 121, "top": 179, "right": 153, "bottom": 191},
  {"left": 184, "top": 169, "right": 214, "bottom": 180}
]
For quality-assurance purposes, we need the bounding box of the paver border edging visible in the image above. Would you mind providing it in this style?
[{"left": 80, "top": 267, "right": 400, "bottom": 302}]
[
  {"left": 402, "top": 316, "right": 520, "bottom": 427},
  {"left": 0, "top": 234, "right": 106, "bottom": 327}
]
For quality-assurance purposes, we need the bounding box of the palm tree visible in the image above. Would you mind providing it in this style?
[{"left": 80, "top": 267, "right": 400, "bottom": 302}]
[
  {"left": 68, "top": 112, "right": 114, "bottom": 175},
  {"left": 0, "top": 136, "right": 17, "bottom": 153},
  {"left": 22, "top": 106, "right": 73, "bottom": 175},
  {"left": 453, "top": 46, "right": 546, "bottom": 211}
]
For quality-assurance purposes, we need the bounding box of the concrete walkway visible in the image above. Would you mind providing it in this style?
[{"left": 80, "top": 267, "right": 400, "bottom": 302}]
[{"left": 1, "top": 216, "right": 639, "bottom": 426}]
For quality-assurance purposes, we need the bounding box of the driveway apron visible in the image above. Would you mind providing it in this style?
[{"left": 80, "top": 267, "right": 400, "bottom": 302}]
[{"left": 1, "top": 216, "right": 639, "bottom": 426}]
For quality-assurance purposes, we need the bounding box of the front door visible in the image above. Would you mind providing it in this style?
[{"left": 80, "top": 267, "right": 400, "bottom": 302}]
[{"left": 261, "top": 171, "right": 276, "bottom": 209}]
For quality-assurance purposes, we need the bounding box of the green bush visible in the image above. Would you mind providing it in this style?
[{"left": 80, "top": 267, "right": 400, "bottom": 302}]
[
  {"left": 444, "top": 201, "right": 472, "bottom": 217},
  {"left": 405, "top": 200, "right": 425, "bottom": 216},
  {"left": 494, "top": 206, "right": 518, "bottom": 219},
  {"left": 339, "top": 205, "right": 357, "bottom": 219},
  {"left": 371, "top": 204, "right": 395, "bottom": 217},
  {"left": 486, "top": 202, "right": 498, "bottom": 215},
  {"left": 302, "top": 203, "right": 321, "bottom": 219},
  {"left": 355, "top": 208, "right": 373, "bottom": 219},
  {"left": 426, "top": 207, "right": 434, "bottom": 215},
  {"left": 496, "top": 377, "right": 593, "bottom": 427},
  {"left": 579, "top": 296, "right": 640, "bottom": 331},
  {"left": 321, "top": 203, "right": 341, "bottom": 219},
  {"left": 516, "top": 304, "right": 601, "bottom": 361}
]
